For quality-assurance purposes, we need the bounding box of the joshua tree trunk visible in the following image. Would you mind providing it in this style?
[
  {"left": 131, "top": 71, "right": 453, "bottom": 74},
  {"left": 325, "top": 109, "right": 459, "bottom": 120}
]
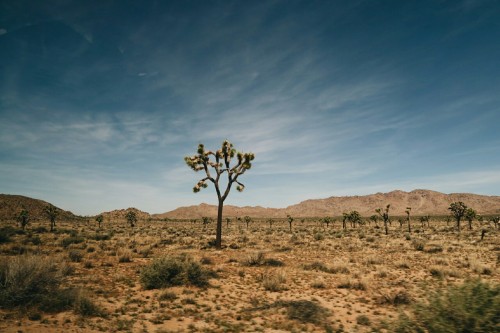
[{"left": 216, "top": 198, "right": 223, "bottom": 248}]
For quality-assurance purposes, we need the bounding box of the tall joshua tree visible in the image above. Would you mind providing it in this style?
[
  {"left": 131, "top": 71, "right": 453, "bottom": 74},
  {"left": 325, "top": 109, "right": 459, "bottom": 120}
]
[
  {"left": 185, "top": 140, "right": 255, "bottom": 249},
  {"left": 448, "top": 201, "right": 467, "bottom": 232},
  {"left": 44, "top": 204, "right": 59, "bottom": 232},
  {"left": 375, "top": 204, "right": 391, "bottom": 235},
  {"left": 405, "top": 207, "right": 411, "bottom": 233}
]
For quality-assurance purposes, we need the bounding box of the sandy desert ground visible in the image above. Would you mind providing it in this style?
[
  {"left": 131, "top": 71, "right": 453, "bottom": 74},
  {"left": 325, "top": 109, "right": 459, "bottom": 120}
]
[{"left": 0, "top": 217, "right": 499, "bottom": 332}]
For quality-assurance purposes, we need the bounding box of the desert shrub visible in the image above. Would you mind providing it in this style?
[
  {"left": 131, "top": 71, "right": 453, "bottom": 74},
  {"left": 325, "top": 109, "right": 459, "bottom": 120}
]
[
  {"left": 0, "top": 255, "right": 64, "bottom": 308},
  {"left": 140, "top": 255, "right": 216, "bottom": 289},
  {"left": 303, "top": 261, "right": 330, "bottom": 272},
  {"left": 243, "top": 252, "right": 265, "bottom": 266},
  {"left": 378, "top": 290, "right": 412, "bottom": 305},
  {"left": 425, "top": 244, "right": 444, "bottom": 253},
  {"left": 117, "top": 248, "right": 133, "bottom": 263},
  {"left": 158, "top": 290, "right": 177, "bottom": 301},
  {"left": 73, "top": 292, "right": 105, "bottom": 317},
  {"left": 337, "top": 278, "right": 367, "bottom": 290},
  {"left": 356, "top": 315, "right": 371, "bottom": 326},
  {"left": 412, "top": 239, "right": 426, "bottom": 251},
  {"left": 33, "top": 226, "right": 48, "bottom": 234},
  {"left": 89, "top": 233, "right": 113, "bottom": 241},
  {"left": 314, "top": 232, "right": 325, "bottom": 241},
  {"left": 393, "top": 279, "right": 499, "bottom": 333},
  {"left": 68, "top": 250, "right": 84, "bottom": 262},
  {"left": 0, "top": 226, "right": 17, "bottom": 243},
  {"left": 262, "top": 270, "right": 287, "bottom": 292},
  {"left": 277, "top": 300, "right": 330, "bottom": 324},
  {"left": 311, "top": 279, "right": 326, "bottom": 289},
  {"left": 61, "top": 236, "right": 85, "bottom": 248}
]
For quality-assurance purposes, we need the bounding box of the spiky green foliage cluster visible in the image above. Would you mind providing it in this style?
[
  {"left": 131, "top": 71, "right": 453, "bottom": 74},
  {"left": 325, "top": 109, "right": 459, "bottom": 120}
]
[
  {"left": 16, "top": 209, "right": 30, "bottom": 230},
  {"left": 44, "top": 205, "right": 59, "bottom": 231},
  {"left": 376, "top": 204, "right": 391, "bottom": 221},
  {"left": 449, "top": 201, "right": 467, "bottom": 220},
  {"left": 184, "top": 140, "right": 254, "bottom": 194}
]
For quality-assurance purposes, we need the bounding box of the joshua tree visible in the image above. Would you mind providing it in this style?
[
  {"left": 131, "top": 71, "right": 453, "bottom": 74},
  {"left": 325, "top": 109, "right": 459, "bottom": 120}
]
[
  {"left": 244, "top": 216, "right": 252, "bottom": 229},
  {"left": 202, "top": 216, "right": 212, "bottom": 226},
  {"left": 448, "top": 201, "right": 467, "bottom": 232},
  {"left": 322, "top": 216, "right": 332, "bottom": 228},
  {"left": 185, "top": 140, "right": 254, "bottom": 249},
  {"left": 490, "top": 216, "right": 499, "bottom": 229},
  {"left": 375, "top": 204, "right": 391, "bottom": 235},
  {"left": 287, "top": 215, "right": 294, "bottom": 231},
  {"left": 44, "top": 204, "right": 59, "bottom": 232},
  {"left": 226, "top": 217, "right": 231, "bottom": 228},
  {"left": 405, "top": 207, "right": 411, "bottom": 233},
  {"left": 125, "top": 210, "right": 137, "bottom": 227},
  {"left": 95, "top": 214, "right": 104, "bottom": 228},
  {"left": 17, "top": 209, "right": 30, "bottom": 230},
  {"left": 348, "top": 211, "right": 362, "bottom": 228},
  {"left": 369, "top": 214, "right": 379, "bottom": 227},
  {"left": 464, "top": 208, "right": 477, "bottom": 230},
  {"left": 419, "top": 215, "right": 430, "bottom": 228},
  {"left": 342, "top": 213, "right": 349, "bottom": 230},
  {"left": 267, "top": 218, "right": 274, "bottom": 229}
]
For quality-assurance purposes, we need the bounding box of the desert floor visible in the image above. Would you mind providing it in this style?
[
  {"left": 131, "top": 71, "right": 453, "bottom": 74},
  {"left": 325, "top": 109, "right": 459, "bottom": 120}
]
[{"left": 0, "top": 218, "right": 498, "bottom": 332}]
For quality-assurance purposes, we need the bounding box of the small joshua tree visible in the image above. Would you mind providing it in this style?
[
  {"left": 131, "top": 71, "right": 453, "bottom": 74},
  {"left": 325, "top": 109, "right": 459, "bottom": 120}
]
[
  {"left": 405, "top": 207, "right": 411, "bottom": 233},
  {"left": 342, "top": 213, "right": 349, "bottom": 230},
  {"left": 267, "top": 218, "right": 274, "bottom": 229},
  {"left": 287, "top": 215, "right": 294, "bottom": 232},
  {"left": 369, "top": 214, "right": 379, "bottom": 227},
  {"left": 17, "top": 209, "right": 30, "bottom": 230},
  {"left": 375, "top": 204, "right": 391, "bottom": 235},
  {"left": 490, "top": 216, "right": 499, "bottom": 229},
  {"left": 448, "top": 201, "right": 467, "bottom": 232},
  {"left": 125, "top": 210, "right": 137, "bottom": 227},
  {"left": 185, "top": 140, "right": 254, "bottom": 249},
  {"left": 44, "top": 204, "right": 59, "bottom": 232},
  {"left": 226, "top": 217, "right": 231, "bottom": 228},
  {"left": 464, "top": 208, "right": 477, "bottom": 230},
  {"left": 322, "top": 216, "right": 332, "bottom": 228},
  {"left": 95, "top": 214, "right": 104, "bottom": 228},
  {"left": 244, "top": 216, "right": 252, "bottom": 229}
]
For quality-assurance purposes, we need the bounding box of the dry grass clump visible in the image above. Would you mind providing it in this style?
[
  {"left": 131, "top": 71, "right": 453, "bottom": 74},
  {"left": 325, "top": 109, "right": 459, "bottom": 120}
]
[
  {"left": 261, "top": 270, "right": 287, "bottom": 291},
  {"left": 116, "top": 248, "right": 133, "bottom": 262},
  {"left": 140, "top": 255, "right": 216, "bottom": 289},
  {"left": 243, "top": 252, "right": 284, "bottom": 267},
  {"left": 337, "top": 278, "right": 367, "bottom": 290}
]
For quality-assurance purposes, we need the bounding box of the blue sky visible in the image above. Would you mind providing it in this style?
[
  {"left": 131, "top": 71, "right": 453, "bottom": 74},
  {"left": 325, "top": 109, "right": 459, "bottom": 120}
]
[{"left": 1, "top": 0, "right": 499, "bottom": 216}]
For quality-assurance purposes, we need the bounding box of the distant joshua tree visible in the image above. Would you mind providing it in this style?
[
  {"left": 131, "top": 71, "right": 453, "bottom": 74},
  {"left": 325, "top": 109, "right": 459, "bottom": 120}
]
[
  {"left": 185, "top": 140, "right": 254, "bottom": 249},
  {"left": 448, "top": 201, "right": 467, "bottom": 232},
  {"left": 322, "top": 216, "right": 332, "bottom": 228},
  {"left": 490, "top": 216, "right": 499, "bottom": 229},
  {"left": 369, "top": 215, "right": 379, "bottom": 227},
  {"left": 348, "top": 211, "right": 362, "bottom": 228},
  {"left": 419, "top": 215, "right": 430, "bottom": 228},
  {"left": 464, "top": 208, "right": 477, "bottom": 230},
  {"left": 342, "top": 213, "right": 349, "bottom": 230},
  {"left": 44, "top": 204, "right": 59, "bottom": 232},
  {"left": 405, "top": 207, "right": 411, "bottom": 233},
  {"left": 226, "top": 217, "right": 231, "bottom": 228},
  {"left": 287, "top": 215, "right": 294, "bottom": 231},
  {"left": 125, "top": 210, "right": 137, "bottom": 227},
  {"left": 375, "top": 204, "right": 391, "bottom": 235},
  {"left": 267, "top": 218, "right": 274, "bottom": 229},
  {"left": 17, "top": 209, "right": 30, "bottom": 230},
  {"left": 95, "top": 214, "right": 104, "bottom": 228},
  {"left": 244, "top": 216, "right": 252, "bottom": 229}
]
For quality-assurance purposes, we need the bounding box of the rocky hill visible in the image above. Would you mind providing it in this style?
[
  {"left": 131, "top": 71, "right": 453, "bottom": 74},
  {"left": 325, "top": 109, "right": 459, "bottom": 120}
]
[
  {"left": 100, "top": 207, "right": 151, "bottom": 222},
  {"left": 157, "top": 189, "right": 500, "bottom": 219},
  {"left": 0, "top": 194, "right": 79, "bottom": 221}
]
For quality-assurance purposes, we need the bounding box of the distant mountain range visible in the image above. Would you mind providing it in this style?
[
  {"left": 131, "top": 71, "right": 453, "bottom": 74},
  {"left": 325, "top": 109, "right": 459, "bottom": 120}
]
[
  {"left": 156, "top": 189, "right": 500, "bottom": 219},
  {"left": 1, "top": 190, "right": 499, "bottom": 222}
]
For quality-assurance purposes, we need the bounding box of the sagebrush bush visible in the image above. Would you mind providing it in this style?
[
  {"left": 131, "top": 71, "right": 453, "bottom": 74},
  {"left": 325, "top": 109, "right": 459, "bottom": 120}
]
[
  {"left": 393, "top": 279, "right": 499, "bottom": 333},
  {"left": 276, "top": 300, "right": 330, "bottom": 324},
  {"left": 140, "top": 255, "right": 216, "bottom": 289},
  {"left": 0, "top": 255, "right": 63, "bottom": 308}
]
